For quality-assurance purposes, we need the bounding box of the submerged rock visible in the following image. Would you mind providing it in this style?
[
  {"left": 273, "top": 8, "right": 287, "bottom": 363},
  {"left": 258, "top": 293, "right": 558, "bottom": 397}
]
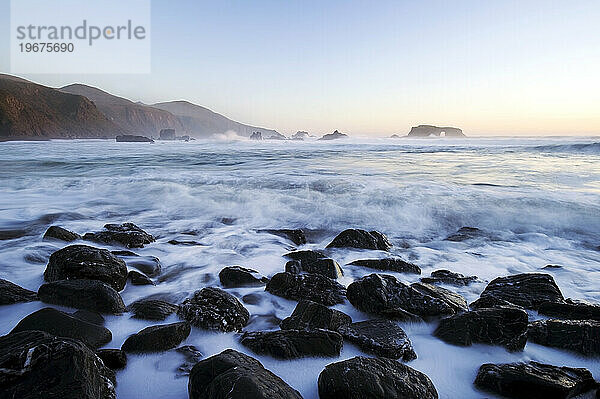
[
  {"left": 0, "top": 278, "right": 37, "bottom": 305},
  {"left": 83, "top": 222, "right": 155, "bottom": 248},
  {"left": 421, "top": 269, "right": 477, "bottom": 286},
  {"left": 121, "top": 322, "right": 191, "bottom": 353},
  {"left": 0, "top": 330, "right": 116, "bottom": 399},
  {"left": 127, "top": 270, "right": 154, "bottom": 285},
  {"left": 326, "top": 229, "right": 391, "bottom": 251},
  {"left": 528, "top": 319, "right": 600, "bottom": 356},
  {"left": 177, "top": 287, "right": 250, "bottom": 332},
  {"left": 318, "top": 356, "right": 438, "bottom": 399},
  {"left": 265, "top": 272, "right": 346, "bottom": 306},
  {"left": 474, "top": 361, "right": 598, "bottom": 399},
  {"left": 219, "top": 266, "right": 268, "bottom": 288},
  {"left": 43, "top": 225, "right": 81, "bottom": 242},
  {"left": 537, "top": 299, "right": 600, "bottom": 321},
  {"left": 175, "top": 345, "right": 203, "bottom": 376},
  {"left": 240, "top": 329, "right": 343, "bottom": 359},
  {"left": 117, "top": 253, "right": 162, "bottom": 277},
  {"left": 348, "top": 258, "right": 421, "bottom": 274},
  {"left": 188, "top": 349, "right": 302, "bottom": 399},
  {"left": 38, "top": 279, "right": 126, "bottom": 314},
  {"left": 338, "top": 319, "right": 417, "bottom": 360},
  {"left": 280, "top": 300, "right": 352, "bottom": 331},
  {"left": 44, "top": 244, "right": 128, "bottom": 291},
  {"left": 96, "top": 349, "right": 127, "bottom": 370},
  {"left": 434, "top": 307, "right": 528, "bottom": 351},
  {"left": 260, "top": 229, "right": 307, "bottom": 245},
  {"left": 128, "top": 299, "right": 178, "bottom": 321}
]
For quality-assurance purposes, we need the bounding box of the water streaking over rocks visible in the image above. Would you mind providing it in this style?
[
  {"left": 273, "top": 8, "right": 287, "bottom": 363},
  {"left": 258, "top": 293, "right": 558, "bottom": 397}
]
[{"left": 0, "top": 137, "right": 599, "bottom": 398}]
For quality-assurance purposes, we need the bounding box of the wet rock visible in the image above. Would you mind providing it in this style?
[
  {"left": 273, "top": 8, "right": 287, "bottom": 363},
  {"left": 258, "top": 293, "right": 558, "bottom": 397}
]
[
  {"left": 470, "top": 295, "right": 526, "bottom": 311},
  {"left": 128, "top": 299, "right": 179, "bottom": 321},
  {"left": 338, "top": 319, "right": 417, "bottom": 360},
  {"left": 177, "top": 287, "right": 250, "bottom": 332},
  {"left": 0, "top": 330, "right": 116, "bottom": 399},
  {"left": 0, "top": 278, "right": 37, "bottom": 305},
  {"left": 73, "top": 309, "right": 105, "bottom": 326},
  {"left": 265, "top": 272, "right": 346, "bottom": 306},
  {"left": 537, "top": 298, "right": 600, "bottom": 321},
  {"left": 542, "top": 264, "right": 563, "bottom": 270},
  {"left": 301, "top": 258, "right": 344, "bottom": 279},
  {"left": 127, "top": 270, "right": 154, "bottom": 285},
  {"left": 96, "top": 349, "right": 127, "bottom": 370},
  {"left": 474, "top": 361, "right": 598, "bottom": 399},
  {"left": 241, "top": 329, "right": 343, "bottom": 359},
  {"left": 283, "top": 249, "right": 326, "bottom": 264},
  {"left": 348, "top": 258, "right": 421, "bottom": 274},
  {"left": 326, "top": 229, "right": 391, "bottom": 251},
  {"left": 242, "top": 293, "right": 263, "bottom": 305},
  {"left": 411, "top": 282, "right": 468, "bottom": 313},
  {"left": 445, "top": 226, "right": 483, "bottom": 242},
  {"left": 38, "top": 279, "right": 126, "bottom": 314},
  {"left": 280, "top": 300, "right": 352, "bottom": 331},
  {"left": 318, "top": 356, "right": 438, "bottom": 399},
  {"left": 421, "top": 269, "right": 477, "bottom": 286},
  {"left": 121, "top": 322, "right": 191, "bottom": 353},
  {"left": 528, "top": 319, "right": 600, "bottom": 356},
  {"left": 83, "top": 222, "right": 155, "bottom": 248},
  {"left": 43, "top": 225, "right": 81, "bottom": 242},
  {"left": 175, "top": 345, "right": 202, "bottom": 376},
  {"left": 188, "top": 349, "right": 302, "bottom": 399},
  {"left": 219, "top": 266, "right": 268, "bottom": 288},
  {"left": 44, "top": 244, "right": 128, "bottom": 291},
  {"left": 168, "top": 239, "right": 203, "bottom": 246},
  {"left": 113, "top": 251, "right": 161, "bottom": 277},
  {"left": 472, "top": 273, "right": 564, "bottom": 310},
  {"left": 10, "top": 307, "right": 112, "bottom": 349},
  {"left": 434, "top": 307, "right": 528, "bottom": 351},
  {"left": 260, "top": 229, "right": 307, "bottom": 245},
  {"left": 285, "top": 260, "right": 302, "bottom": 274}
]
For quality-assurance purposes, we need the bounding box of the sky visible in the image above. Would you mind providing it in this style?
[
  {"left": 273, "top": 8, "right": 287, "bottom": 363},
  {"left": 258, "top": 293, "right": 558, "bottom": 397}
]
[{"left": 1, "top": 0, "right": 599, "bottom": 136}]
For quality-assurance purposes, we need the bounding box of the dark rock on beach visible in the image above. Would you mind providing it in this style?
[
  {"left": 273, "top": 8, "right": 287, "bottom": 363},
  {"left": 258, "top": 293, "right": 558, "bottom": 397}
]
[
  {"left": 338, "top": 319, "right": 417, "bottom": 360},
  {"left": 421, "top": 269, "right": 477, "bottom": 286},
  {"left": 128, "top": 299, "right": 179, "bottom": 320},
  {"left": 241, "top": 329, "right": 343, "bottom": 359},
  {"left": 0, "top": 330, "right": 116, "bottom": 399},
  {"left": 265, "top": 272, "right": 346, "bottom": 306},
  {"left": 43, "top": 225, "right": 81, "bottom": 242},
  {"left": 83, "top": 222, "right": 155, "bottom": 248},
  {"left": 128, "top": 270, "right": 154, "bottom": 285},
  {"left": 0, "top": 278, "right": 37, "bottom": 305},
  {"left": 73, "top": 309, "right": 105, "bottom": 326},
  {"left": 121, "top": 322, "right": 191, "bottom": 353},
  {"left": 177, "top": 287, "right": 250, "bottom": 332},
  {"left": 280, "top": 300, "right": 352, "bottom": 331},
  {"left": 528, "top": 319, "right": 600, "bottom": 356},
  {"left": 299, "top": 258, "right": 344, "bottom": 279},
  {"left": 326, "top": 229, "right": 391, "bottom": 251},
  {"left": 348, "top": 258, "right": 421, "bottom": 274},
  {"left": 537, "top": 298, "right": 600, "bottom": 321},
  {"left": 411, "top": 282, "right": 468, "bottom": 314},
  {"left": 283, "top": 249, "right": 326, "bottom": 264},
  {"left": 445, "top": 226, "right": 483, "bottom": 242},
  {"left": 10, "top": 307, "right": 112, "bottom": 349},
  {"left": 96, "top": 349, "right": 127, "bottom": 370},
  {"left": 434, "top": 307, "right": 528, "bottom": 351},
  {"left": 474, "top": 361, "right": 598, "bottom": 399},
  {"left": 318, "top": 356, "right": 438, "bottom": 399},
  {"left": 260, "top": 229, "right": 307, "bottom": 245},
  {"left": 44, "top": 244, "right": 128, "bottom": 291},
  {"left": 38, "top": 279, "right": 126, "bottom": 314},
  {"left": 188, "top": 349, "right": 302, "bottom": 399},
  {"left": 219, "top": 266, "right": 268, "bottom": 288}
]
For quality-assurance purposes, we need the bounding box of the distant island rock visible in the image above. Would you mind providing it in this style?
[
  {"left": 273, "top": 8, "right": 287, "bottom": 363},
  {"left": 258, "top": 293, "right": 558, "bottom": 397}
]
[
  {"left": 319, "top": 130, "right": 348, "bottom": 141},
  {"left": 390, "top": 134, "right": 401, "bottom": 138},
  {"left": 406, "top": 125, "right": 465, "bottom": 137},
  {"left": 266, "top": 132, "right": 287, "bottom": 140},
  {"left": 115, "top": 135, "right": 154, "bottom": 143}
]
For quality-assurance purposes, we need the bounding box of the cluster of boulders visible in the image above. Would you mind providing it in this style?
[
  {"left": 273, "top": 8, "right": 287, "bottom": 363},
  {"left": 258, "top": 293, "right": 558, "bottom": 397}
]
[{"left": 1, "top": 224, "right": 599, "bottom": 398}]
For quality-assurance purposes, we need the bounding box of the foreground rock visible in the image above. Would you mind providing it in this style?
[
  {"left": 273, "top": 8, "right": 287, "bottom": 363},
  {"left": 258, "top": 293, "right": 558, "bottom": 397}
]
[
  {"left": 0, "top": 278, "right": 37, "bottom": 305},
  {"left": 421, "top": 270, "right": 477, "bottom": 286},
  {"left": 471, "top": 273, "right": 564, "bottom": 310},
  {"left": 10, "top": 307, "right": 112, "bottom": 349},
  {"left": 318, "top": 356, "right": 438, "bottom": 399},
  {"left": 538, "top": 299, "right": 600, "bottom": 321},
  {"left": 121, "top": 322, "right": 191, "bottom": 353},
  {"left": 280, "top": 300, "right": 352, "bottom": 331},
  {"left": 38, "top": 279, "right": 126, "bottom": 314},
  {"left": 297, "top": 258, "right": 344, "bottom": 279},
  {"left": 241, "top": 329, "right": 343, "bottom": 359},
  {"left": 189, "top": 349, "right": 302, "bottom": 399},
  {"left": 474, "top": 361, "right": 598, "bottom": 399},
  {"left": 219, "top": 266, "right": 268, "bottom": 288},
  {"left": 0, "top": 331, "right": 116, "bottom": 399},
  {"left": 348, "top": 258, "right": 421, "bottom": 274},
  {"left": 528, "top": 319, "right": 600, "bottom": 356},
  {"left": 83, "top": 222, "right": 155, "bottom": 248},
  {"left": 44, "top": 244, "right": 128, "bottom": 291},
  {"left": 434, "top": 307, "right": 528, "bottom": 351},
  {"left": 260, "top": 229, "right": 307, "bottom": 245},
  {"left": 43, "top": 225, "right": 81, "bottom": 242},
  {"left": 128, "top": 299, "right": 178, "bottom": 320},
  {"left": 127, "top": 270, "right": 154, "bottom": 285},
  {"left": 265, "top": 272, "right": 346, "bottom": 306},
  {"left": 338, "top": 319, "right": 417, "bottom": 360},
  {"left": 326, "top": 229, "right": 391, "bottom": 251},
  {"left": 177, "top": 287, "right": 250, "bottom": 332},
  {"left": 96, "top": 349, "right": 127, "bottom": 369}
]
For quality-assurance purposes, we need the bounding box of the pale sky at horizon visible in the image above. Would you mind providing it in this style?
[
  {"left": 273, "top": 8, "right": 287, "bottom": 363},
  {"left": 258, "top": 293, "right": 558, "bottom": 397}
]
[{"left": 0, "top": 0, "right": 599, "bottom": 136}]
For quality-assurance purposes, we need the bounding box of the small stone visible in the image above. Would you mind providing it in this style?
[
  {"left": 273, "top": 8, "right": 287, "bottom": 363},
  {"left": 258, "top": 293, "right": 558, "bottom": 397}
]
[
  {"left": 265, "top": 272, "right": 346, "bottom": 306},
  {"left": 177, "top": 287, "right": 250, "bottom": 332},
  {"left": 219, "top": 266, "right": 268, "bottom": 288},
  {"left": 338, "top": 319, "right": 417, "bottom": 360},
  {"left": 326, "top": 229, "right": 391, "bottom": 251},
  {"left": 43, "top": 225, "right": 81, "bottom": 242},
  {"left": 83, "top": 222, "right": 155, "bottom": 248}
]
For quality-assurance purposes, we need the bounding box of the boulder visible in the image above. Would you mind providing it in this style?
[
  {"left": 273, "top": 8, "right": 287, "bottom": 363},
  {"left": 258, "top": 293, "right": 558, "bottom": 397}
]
[
  {"left": 96, "top": 349, "right": 127, "bottom": 369},
  {"left": 218, "top": 266, "right": 268, "bottom": 288},
  {"left": 260, "top": 229, "right": 307, "bottom": 245},
  {"left": 0, "top": 278, "right": 37, "bottom": 305},
  {"left": 318, "top": 356, "right": 438, "bottom": 399},
  {"left": 188, "top": 349, "right": 302, "bottom": 399},
  {"left": 73, "top": 310, "right": 105, "bottom": 326},
  {"left": 434, "top": 307, "right": 528, "bottom": 351},
  {"left": 474, "top": 361, "right": 598, "bottom": 399},
  {"left": 44, "top": 245, "right": 128, "bottom": 291},
  {"left": 127, "top": 270, "right": 154, "bottom": 285},
  {"left": 299, "top": 258, "right": 344, "bottom": 279},
  {"left": 121, "top": 322, "right": 191, "bottom": 353},
  {"left": 411, "top": 282, "right": 468, "bottom": 313},
  {"left": 280, "top": 300, "right": 352, "bottom": 331},
  {"left": 326, "top": 229, "right": 391, "bottom": 251},
  {"left": 338, "top": 319, "right": 417, "bottom": 360},
  {"left": 177, "top": 287, "right": 250, "bottom": 332},
  {"left": 83, "top": 222, "right": 155, "bottom": 248},
  {"left": 265, "top": 272, "right": 346, "bottom": 306},
  {"left": 128, "top": 299, "right": 178, "bottom": 321},
  {"left": 38, "top": 279, "right": 126, "bottom": 314},
  {"left": 240, "top": 329, "right": 343, "bottom": 359},
  {"left": 283, "top": 250, "right": 326, "bottom": 264},
  {"left": 421, "top": 270, "right": 477, "bottom": 286},
  {"left": 43, "top": 225, "right": 81, "bottom": 242},
  {"left": 537, "top": 299, "right": 600, "bottom": 321},
  {"left": 528, "top": 319, "right": 600, "bottom": 356},
  {"left": 348, "top": 258, "right": 421, "bottom": 274},
  {"left": 10, "top": 307, "right": 112, "bottom": 349},
  {"left": 0, "top": 330, "right": 116, "bottom": 399}
]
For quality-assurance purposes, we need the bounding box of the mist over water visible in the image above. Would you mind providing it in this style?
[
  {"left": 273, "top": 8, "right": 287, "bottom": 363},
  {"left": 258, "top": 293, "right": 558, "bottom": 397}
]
[{"left": 1, "top": 136, "right": 599, "bottom": 398}]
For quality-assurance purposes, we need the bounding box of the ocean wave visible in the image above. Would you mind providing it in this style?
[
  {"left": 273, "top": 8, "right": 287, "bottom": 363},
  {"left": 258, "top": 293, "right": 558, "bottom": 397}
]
[{"left": 529, "top": 142, "right": 600, "bottom": 154}]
